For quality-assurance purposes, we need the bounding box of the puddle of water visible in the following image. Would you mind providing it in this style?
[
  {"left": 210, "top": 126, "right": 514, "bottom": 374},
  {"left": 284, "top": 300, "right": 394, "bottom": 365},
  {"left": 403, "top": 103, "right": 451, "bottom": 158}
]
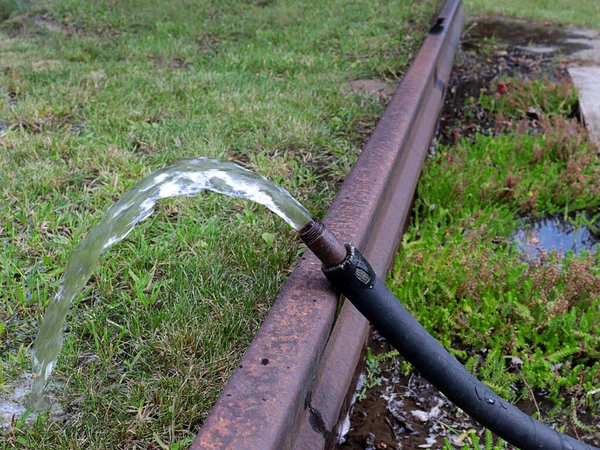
[
  {"left": 464, "top": 17, "right": 594, "bottom": 57},
  {"left": 513, "top": 215, "right": 599, "bottom": 261}
]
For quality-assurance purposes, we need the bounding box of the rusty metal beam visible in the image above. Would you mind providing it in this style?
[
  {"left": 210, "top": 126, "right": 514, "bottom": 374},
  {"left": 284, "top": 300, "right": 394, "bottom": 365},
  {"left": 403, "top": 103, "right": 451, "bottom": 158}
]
[
  {"left": 290, "top": 1, "right": 465, "bottom": 447},
  {"left": 191, "top": 1, "right": 464, "bottom": 448}
]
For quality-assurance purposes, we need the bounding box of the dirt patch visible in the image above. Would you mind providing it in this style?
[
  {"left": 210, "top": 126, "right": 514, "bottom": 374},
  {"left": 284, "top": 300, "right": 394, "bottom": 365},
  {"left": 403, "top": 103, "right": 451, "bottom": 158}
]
[
  {"left": 0, "top": 14, "right": 74, "bottom": 38},
  {"left": 436, "top": 41, "right": 569, "bottom": 148},
  {"left": 165, "top": 58, "right": 190, "bottom": 70},
  {"left": 433, "top": 14, "right": 595, "bottom": 150},
  {"left": 347, "top": 80, "right": 398, "bottom": 102},
  {"left": 1, "top": 13, "right": 120, "bottom": 39},
  {"left": 10, "top": 114, "right": 81, "bottom": 135},
  {"left": 0, "top": 16, "right": 27, "bottom": 38},
  {"left": 149, "top": 55, "right": 191, "bottom": 71},
  {"left": 196, "top": 33, "right": 223, "bottom": 55},
  {"left": 31, "top": 14, "right": 63, "bottom": 33},
  {"left": 434, "top": 15, "right": 600, "bottom": 149}
]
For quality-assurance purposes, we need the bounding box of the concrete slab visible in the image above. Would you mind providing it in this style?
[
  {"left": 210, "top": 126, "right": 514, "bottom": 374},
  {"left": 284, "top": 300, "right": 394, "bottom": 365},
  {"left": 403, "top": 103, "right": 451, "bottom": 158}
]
[
  {"left": 566, "top": 27, "right": 600, "bottom": 63},
  {"left": 566, "top": 26, "right": 600, "bottom": 148},
  {"left": 568, "top": 66, "right": 600, "bottom": 146}
]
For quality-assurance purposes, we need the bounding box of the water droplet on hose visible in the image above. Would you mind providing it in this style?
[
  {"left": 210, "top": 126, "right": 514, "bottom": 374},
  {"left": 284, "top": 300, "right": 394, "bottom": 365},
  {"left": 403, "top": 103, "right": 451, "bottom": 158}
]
[{"left": 486, "top": 397, "right": 495, "bottom": 405}]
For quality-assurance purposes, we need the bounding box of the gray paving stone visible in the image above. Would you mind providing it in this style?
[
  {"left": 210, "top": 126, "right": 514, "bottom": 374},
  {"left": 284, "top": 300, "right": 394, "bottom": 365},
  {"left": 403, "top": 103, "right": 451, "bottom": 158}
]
[{"left": 568, "top": 66, "right": 600, "bottom": 146}]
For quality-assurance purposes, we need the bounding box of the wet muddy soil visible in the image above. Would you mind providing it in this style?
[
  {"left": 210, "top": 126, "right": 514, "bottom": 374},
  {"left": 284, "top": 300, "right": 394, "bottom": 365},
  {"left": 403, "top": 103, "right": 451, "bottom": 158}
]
[
  {"left": 339, "top": 16, "right": 600, "bottom": 450},
  {"left": 338, "top": 335, "right": 490, "bottom": 450},
  {"left": 435, "top": 47, "right": 558, "bottom": 148},
  {"left": 339, "top": 335, "right": 599, "bottom": 450},
  {"left": 0, "top": 375, "right": 67, "bottom": 431},
  {"left": 462, "top": 17, "right": 596, "bottom": 57}
]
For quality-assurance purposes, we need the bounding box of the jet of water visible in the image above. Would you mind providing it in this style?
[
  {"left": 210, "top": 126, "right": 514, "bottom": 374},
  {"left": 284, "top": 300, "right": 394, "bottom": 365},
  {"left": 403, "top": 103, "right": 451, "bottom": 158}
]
[{"left": 30, "top": 157, "right": 313, "bottom": 407}]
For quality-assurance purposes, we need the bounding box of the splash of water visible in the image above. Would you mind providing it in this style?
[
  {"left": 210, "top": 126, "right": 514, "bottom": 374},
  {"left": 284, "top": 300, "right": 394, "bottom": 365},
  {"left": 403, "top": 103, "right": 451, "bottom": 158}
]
[{"left": 29, "top": 157, "right": 312, "bottom": 407}]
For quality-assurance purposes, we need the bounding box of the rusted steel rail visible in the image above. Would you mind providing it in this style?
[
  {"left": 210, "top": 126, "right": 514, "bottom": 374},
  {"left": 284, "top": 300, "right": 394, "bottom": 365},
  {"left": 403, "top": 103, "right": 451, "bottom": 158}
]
[{"left": 191, "top": 1, "right": 464, "bottom": 448}]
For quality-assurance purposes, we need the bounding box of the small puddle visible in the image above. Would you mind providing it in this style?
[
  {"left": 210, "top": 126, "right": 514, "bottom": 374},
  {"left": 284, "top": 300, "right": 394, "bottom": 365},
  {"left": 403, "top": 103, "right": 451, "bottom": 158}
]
[
  {"left": 513, "top": 215, "right": 599, "bottom": 261},
  {"left": 0, "top": 380, "right": 31, "bottom": 430},
  {"left": 464, "top": 17, "right": 595, "bottom": 57}
]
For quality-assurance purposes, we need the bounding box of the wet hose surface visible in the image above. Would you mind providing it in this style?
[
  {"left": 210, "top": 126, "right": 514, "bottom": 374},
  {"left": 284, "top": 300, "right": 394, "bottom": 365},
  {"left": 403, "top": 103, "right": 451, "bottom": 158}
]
[{"left": 321, "top": 245, "right": 598, "bottom": 450}]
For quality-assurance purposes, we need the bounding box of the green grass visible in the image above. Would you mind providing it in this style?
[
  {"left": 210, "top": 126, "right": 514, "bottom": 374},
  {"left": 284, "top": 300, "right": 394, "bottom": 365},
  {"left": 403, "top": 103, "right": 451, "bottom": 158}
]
[
  {"left": 465, "top": 0, "right": 600, "bottom": 29},
  {"left": 388, "top": 72, "right": 600, "bottom": 443},
  {"left": 0, "top": 0, "right": 440, "bottom": 447},
  {"left": 443, "top": 430, "right": 507, "bottom": 450}
]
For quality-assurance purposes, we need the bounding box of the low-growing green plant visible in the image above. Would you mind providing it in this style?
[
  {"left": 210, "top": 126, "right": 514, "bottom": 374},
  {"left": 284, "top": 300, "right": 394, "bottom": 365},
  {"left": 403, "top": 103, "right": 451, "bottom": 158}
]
[
  {"left": 393, "top": 222, "right": 600, "bottom": 401},
  {"left": 567, "top": 211, "right": 600, "bottom": 239},
  {"left": 389, "top": 69, "right": 600, "bottom": 438},
  {"left": 425, "top": 123, "right": 600, "bottom": 215},
  {"left": 443, "top": 429, "right": 507, "bottom": 449},
  {"left": 466, "top": 34, "right": 501, "bottom": 57},
  {"left": 356, "top": 347, "right": 383, "bottom": 402},
  {"left": 479, "top": 78, "right": 578, "bottom": 121}
]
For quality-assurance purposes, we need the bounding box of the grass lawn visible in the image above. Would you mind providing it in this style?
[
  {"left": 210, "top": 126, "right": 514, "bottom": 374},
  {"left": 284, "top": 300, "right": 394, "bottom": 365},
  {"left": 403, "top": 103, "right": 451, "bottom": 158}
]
[
  {"left": 465, "top": 0, "right": 600, "bottom": 30},
  {"left": 0, "top": 0, "right": 440, "bottom": 448}
]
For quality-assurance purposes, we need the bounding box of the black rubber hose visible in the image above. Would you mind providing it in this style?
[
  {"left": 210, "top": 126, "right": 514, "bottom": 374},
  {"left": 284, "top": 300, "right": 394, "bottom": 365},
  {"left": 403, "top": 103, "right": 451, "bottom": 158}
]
[{"left": 322, "top": 245, "right": 597, "bottom": 450}]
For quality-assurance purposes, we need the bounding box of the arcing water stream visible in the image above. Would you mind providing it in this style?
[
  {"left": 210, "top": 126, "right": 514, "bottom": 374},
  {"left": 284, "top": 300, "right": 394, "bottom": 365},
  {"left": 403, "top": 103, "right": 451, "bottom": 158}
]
[{"left": 29, "top": 157, "right": 312, "bottom": 408}]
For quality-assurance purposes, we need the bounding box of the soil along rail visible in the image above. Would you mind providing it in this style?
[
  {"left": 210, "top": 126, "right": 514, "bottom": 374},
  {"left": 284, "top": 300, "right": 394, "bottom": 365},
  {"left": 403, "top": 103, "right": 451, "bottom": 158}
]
[{"left": 191, "top": 1, "right": 464, "bottom": 448}]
